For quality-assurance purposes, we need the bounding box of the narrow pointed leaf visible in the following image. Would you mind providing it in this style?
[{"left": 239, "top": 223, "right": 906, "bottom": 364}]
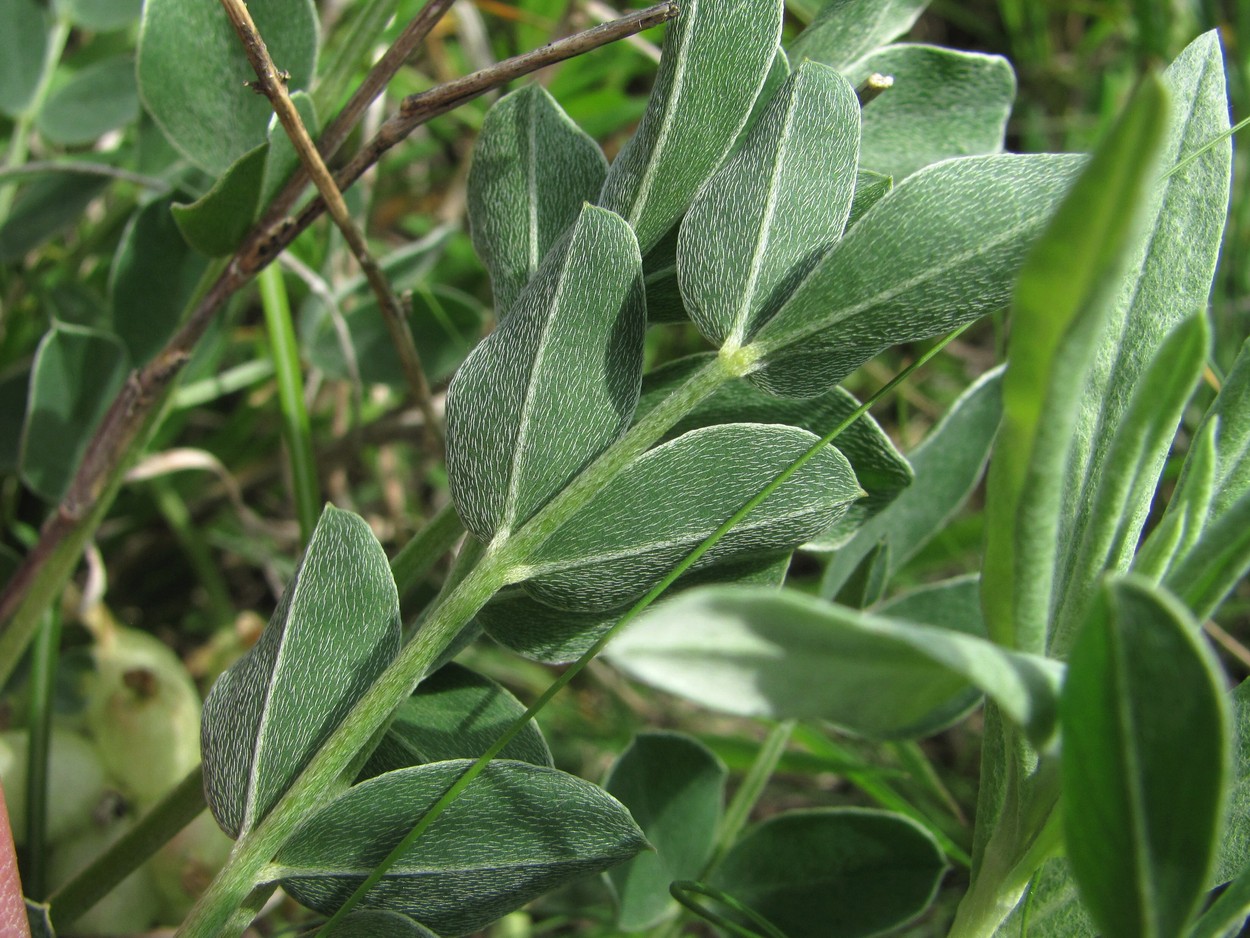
[
  {"left": 607, "top": 585, "right": 1062, "bottom": 742},
  {"left": 522, "top": 424, "right": 862, "bottom": 612},
  {"left": 1162, "top": 487, "right": 1250, "bottom": 622},
  {"left": 201, "top": 506, "right": 400, "bottom": 838},
  {"left": 710, "top": 808, "right": 946, "bottom": 938},
  {"left": 468, "top": 85, "right": 608, "bottom": 316},
  {"left": 1133, "top": 416, "right": 1217, "bottom": 581},
  {"left": 788, "top": 0, "right": 929, "bottom": 71},
  {"left": 747, "top": 152, "right": 1083, "bottom": 398},
  {"left": 445, "top": 205, "right": 645, "bottom": 542},
  {"left": 274, "top": 760, "right": 647, "bottom": 936},
  {"left": 679, "top": 61, "right": 860, "bottom": 347},
  {"left": 1214, "top": 680, "right": 1250, "bottom": 885},
  {"left": 1200, "top": 337, "right": 1250, "bottom": 518},
  {"left": 171, "top": 144, "right": 268, "bottom": 257},
  {"left": 605, "top": 732, "right": 727, "bottom": 931},
  {"left": 981, "top": 76, "right": 1167, "bottom": 653},
  {"left": 1061, "top": 575, "right": 1229, "bottom": 938},
  {"left": 597, "top": 0, "right": 783, "bottom": 253}
]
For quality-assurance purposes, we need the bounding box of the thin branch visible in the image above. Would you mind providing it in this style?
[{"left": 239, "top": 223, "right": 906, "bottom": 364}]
[{"left": 219, "top": 0, "right": 443, "bottom": 444}]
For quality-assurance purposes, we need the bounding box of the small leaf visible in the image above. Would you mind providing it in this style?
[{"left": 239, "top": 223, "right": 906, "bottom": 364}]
[
  {"left": 848, "top": 44, "right": 1015, "bottom": 179},
  {"left": 605, "top": 732, "right": 727, "bottom": 931},
  {"left": 0, "top": 0, "right": 49, "bottom": 118},
  {"left": 0, "top": 172, "right": 109, "bottom": 264},
  {"left": 36, "top": 56, "right": 139, "bottom": 145},
  {"left": 597, "top": 0, "right": 783, "bottom": 253},
  {"left": 679, "top": 61, "right": 860, "bottom": 348},
  {"left": 259, "top": 90, "right": 318, "bottom": 210},
  {"left": 357, "top": 662, "right": 551, "bottom": 781},
  {"left": 710, "top": 808, "right": 946, "bottom": 938},
  {"left": 170, "top": 144, "right": 268, "bottom": 257},
  {"left": 1061, "top": 575, "right": 1229, "bottom": 938},
  {"left": 201, "top": 506, "right": 400, "bottom": 838},
  {"left": 468, "top": 84, "right": 608, "bottom": 316},
  {"left": 56, "top": 0, "right": 143, "bottom": 31},
  {"left": 19, "top": 324, "right": 129, "bottom": 503},
  {"left": 446, "top": 205, "right": 645, "bottom": 542},
  {"left": 523, "top": 424, "right": 862, "bottom": 612},
  {"left": 273, "top": 760, "right": 647, "bottom": 935},
  {"left": 746, "top": 152, "right": 1083, "bottom": 397},
  {"left": 137, "top": 0, "right": 319, "bottom": 174}
]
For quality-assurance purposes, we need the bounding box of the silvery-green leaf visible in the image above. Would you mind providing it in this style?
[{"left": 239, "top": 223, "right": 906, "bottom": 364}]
[
  {"left": 56, "top": 0, "right": 142, "bottom": 31},
  {"left": 731, "top": 46, "right": 792, "bottom": 154},
  {"left": 679, "top": 61, "right": 859, "bottom": 348},
  {"left": 788, "top": 0, "right": 929, "bottom": 71},
  {"left": 273, "top": 760, "right": 647, "bottom": 936},
  {"left": 1162, "top": 487, "right": 1250, "bottom": 623},
  {"left": 35, "top": 56, "right": 139, "bottom": 146},
  {"left": 1133, "top": 416, "right": 1216, "bottom": 581},
  {"left": 848, "top": 44, "right": 1015, "bottom": 179},
  {"left": 607, "top": 585, "right": 1062, "bottom": 742},
  {"left": 1202, "top": 338, "right": 1250, "bottom": 518},
  {"left": 1214, "top": 679, "right": 1250, "bottom": 885},
  {"left": 746, "top": 153, "right": 1083, "bottom": 398},
  {"left": 324, "top": 910, "right": 439, "bottom": 938},
  {"left": 522, "top": 424, "right": 862, "bottom": 612},
  {"left": 201, "top": 506, "right": 400, "bottom": 838},
  {"left": 996, "top": 858, "right": 1094, "bottom": 938},
  {"left": 0, "top": 0, "right": 50, "bottom": 118},
  {"left": 847, "top": 169, "right": 892, "bottom": 228},
  {"left": 468, "top": 85, "right": 608, "bottom": 316},
  {"left": 597, "top": 0, "right": 783, "bottom": 253},
  {"left": 445, "top": 205, "right": 645, "bottom": 543},
  {"left": 640, "top": 223, "right": 685, "bottom": 323}
]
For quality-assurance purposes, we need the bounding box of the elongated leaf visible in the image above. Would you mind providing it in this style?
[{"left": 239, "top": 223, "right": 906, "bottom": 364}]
[
  {"left": 1204, "top": 338, "right": 1250, "bottom": 517},
  {"left": 18, "top": 324, "right": 129, "bottom": 503},
  {"left": 358, "top": 662, "right": 551, "bottom": 781},
  {"left": 607, "top": 586, "right": 1062, "bottom": 742},
  {"left": 523, "top": 424, "right": 862, "bottom": 612},
  {"left": 201, "top": 506, "right": 400, "bottom": 838},
  {"left": 324, "top": 911, "right": 438, "bottom": 938},
  {"left": 1133, "top": 416, "right": 1217, "bottom": 581},
  {"left": 1053, "top": 32, "right": 1232, "bottom": 646},
  {"left": 58, "top": 0, "right": 143, "bottom": 31},
  {"left": 1163, "top": 487, "right": 1250, "bottom": 622},
  {"left": 259, "top": 90, "right": 318, "bottom": 210},
  {"left": 981, "top": 76, "right": 1167, "bottom": 654},
  {"left": 1214, "top": 680, "right": 1250, "bottom": 885},
  {"left": 847, "top": 169, "right": 892, "bottom": 228},
  {"left": 746, "top": 152, "right": 1083, "bottom": 397},
  {"left": 137, "top": 0, "right": 319, "bottom": 174},
  {"left": 171, "top": 144, "right": 268, "bottom": 257},
  {"left": 468, "top": 85, "right": 608, "bottom": 316},
  {"left": 605, "top": 732, "right": 727, "bottom": 931},
  {"left": 788, "top": 0, "right": 928, "bottom": 71},
  {"left": 445, "top": 205, "right": 645, "bottom": 542},
  {"left": 274, "top": 760, "right": 647, "bottom": 935},
  {"left": 1061, "top": 575, "right": 1229, "bottom": 938},
  {"left": 36, "top": 56, "right": 139, "bottom": 145},
  {"left": 710, "top": 808, "right": 946, "bottom": 938},
  {"left": 0, "top": 0, "right": 48, "bottom": 118},
  {"left": 679, "top": 61, "right": 860, "bottom": 347},
  {"left": 821, "top": 367, "right": 1002, "bottom": 594},
  {"left": 597, "top": 0, "right": 782, "bottom": 253},
  {"left": 848, "top": 44, "right": 1014, "bottom": 179},
  {"left": 997, "top": 858, "right": 1095, "bottom": 938}
]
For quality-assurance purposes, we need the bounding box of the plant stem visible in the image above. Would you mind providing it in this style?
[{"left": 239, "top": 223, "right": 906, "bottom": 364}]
[
  {"left": 23, "top": 607, "right": 60, "bottom": 900},
  {"left": 704, "top": 721, "right": 795, "bottom": 875}
]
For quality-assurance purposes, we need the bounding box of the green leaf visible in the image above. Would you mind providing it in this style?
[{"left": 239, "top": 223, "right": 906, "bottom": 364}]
[
  {"left": 597, "top": 0, "right": 783, "bottom": 253},
  {"left": 679, "top": 61, "right": 860, "bottom": 348},
  {"left": 137, "top": 0, "right": 319, "bottom": 174},
  {"left": 468, "top": 84, "right": 608, "bottom": 316},
  {"left": 848, "top": 44, "right": 1015, "bottom": 179},
  {"left": 0, "top": 172, "right": 109, "bottom": 263},
  {"left": 56, "top": 0, "right": 143, "bottom": 31},
  {"left": 846, "top": 169, "right": 892, "bottom": 228},
  {"left": 1163, "top": 488, "right": 1250, "bottom": 623},
  {"left": 523, "top": 424, "right": 862, "bottom": 612},
  {"left": 259, "top": 90, "right": 318, "bottom": 210},
  {"left": 605, "top": 732, "right": 727, "bottom": 931},
  {"left": 0, "top": 0, "right": 50, "bottom": 118},
  {"left": 746, "top": 152, "right": 1083, "bottom": 397},
  {"left": 170, "top": 143, "right": 268, "bottom": 257},
  {"left": 996, "top": 858, "right": 1095, "bottom": 937},
  {"left": 273, "top": 760, "right": 647, "bottom": 935},
  {"left": 18, "top": 324, "right": 129, "bottom": 503},
  {"left": 1214, "top": 680, "right": 1250, "bottom": 885},
  {"left": 36, "top": 56, "right": 139, "bottom": 146},
  {"left": 1060, "top": 575, "right": 1229, "bottom": 938},
  {"left": 110, "top": 196, "right": 210, "bottom": 364},
  {"left": 0, "top": 368, "right": 31, "bottom": 473},
  {"left": 323, "top": 910, "right": 439, "bottom": 938},
  {"left": 788, "top": 0, "right": 929, "bottom": 71},
  {"left": 710, "top": 808, "right": 946, "bottom": 938},
  {"left": 821, "top": 366, "right": 1002, "bottom": 593},
  {"left": 201, "top": 505, "right": 400, "bottom": 838},
  {"left": 1202, "top": 337, "right": 1250, "bottom": 519},
  {"left": 981, "top": 76, "right": 1167, "bottom": 654},
  {"left": 357, "top": 662, "right": 551, "bottom": 781},
  {"left": 1133, "top": 417, "right": 1216, "bottom": 581},
  {"left": 607, "top": 585, "right": 1062, "bottom": 742},
  {"left": 445, "top": 205, "right": 645, "bottom": 542}
]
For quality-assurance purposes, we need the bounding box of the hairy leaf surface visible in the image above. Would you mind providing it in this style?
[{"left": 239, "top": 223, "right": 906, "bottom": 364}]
[
  {"left": 171, "top": 144, "right": 268, "bottom": 257},
  {"left": 788, "top": 0, "right": 928, "bottom": 71}
]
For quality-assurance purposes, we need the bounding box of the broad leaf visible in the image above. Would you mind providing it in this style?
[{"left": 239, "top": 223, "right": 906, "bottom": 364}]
[
  {"left": 201, "top": 506, "right": 400, "bottom": 838},
  {"left": 710, "top": 808, "right": 946, "bottom": 938},
  {"left": 19, "top": 324, "right": 128, "bottom": 503},
  {"left": 0, "top": 0, "right": 49, "bottom": 118},
  {"left": 605, "top": 732, "right": 727, "bottom": 931},
  {"left": 981, "top": 76, "right": 1167, "bottom": 653},
  {"left": 274, "top": 760, "right": 647, "bottom": 935},
  {"left": 57, "top": 0, "right": 143, "bottom": 31},
  {"left": 821, "top": 367, "right": 1002, "bottom": 594},
  {"left": 137, "top": 0, "right": 319, "bottom": 174},
  {"left": 679, "top": 61, "right": 860, "bottom": 347},
  {"left": 445, "top": 205, "right": 645, "bottom": 542},
  {"left": 36, "top": 56, "right": 139, "bottom": 146},
  {"left": 1061, "top": 575, "right": 1229, "bottom": 938},
  {"left": 746, "top": 152, "right": 1083, "bottom": 397},
  {"left": 597, "top": 0, "right": 783, "bottom": 253},
  {"left": 522, "top": 424, "right": 862, "bottom": 612},
  {"left": 848, "top": 44, "right": 1014, "bottom": 179},
  {"left": 468, "top": 84, "right": 608, "bottom": 316},
  {"left": 171, "top": 144, "right": 268, "bottom": 257},
  {"left": 607, "top": 586, "right": 1062, "bottom": 742},
  {"left": 788, "top": 0, "right": 928, "bottom": 70},
  {"left": 357, "top": 662, "right": 551, "bottom": 781},
  {"left": 259, "top": 90, "right": 318, "bottom": 210},
  {"left": 324, "top": 911, "right": 438, "bottom": 937},
  {"left": 0, "top": 173, "right": 109, "bottom": 263}
]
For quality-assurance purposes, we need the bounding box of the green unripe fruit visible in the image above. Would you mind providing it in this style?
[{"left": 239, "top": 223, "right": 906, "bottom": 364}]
[{"left": 0, "top": 728, "right": 109, "bottom": 846}]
